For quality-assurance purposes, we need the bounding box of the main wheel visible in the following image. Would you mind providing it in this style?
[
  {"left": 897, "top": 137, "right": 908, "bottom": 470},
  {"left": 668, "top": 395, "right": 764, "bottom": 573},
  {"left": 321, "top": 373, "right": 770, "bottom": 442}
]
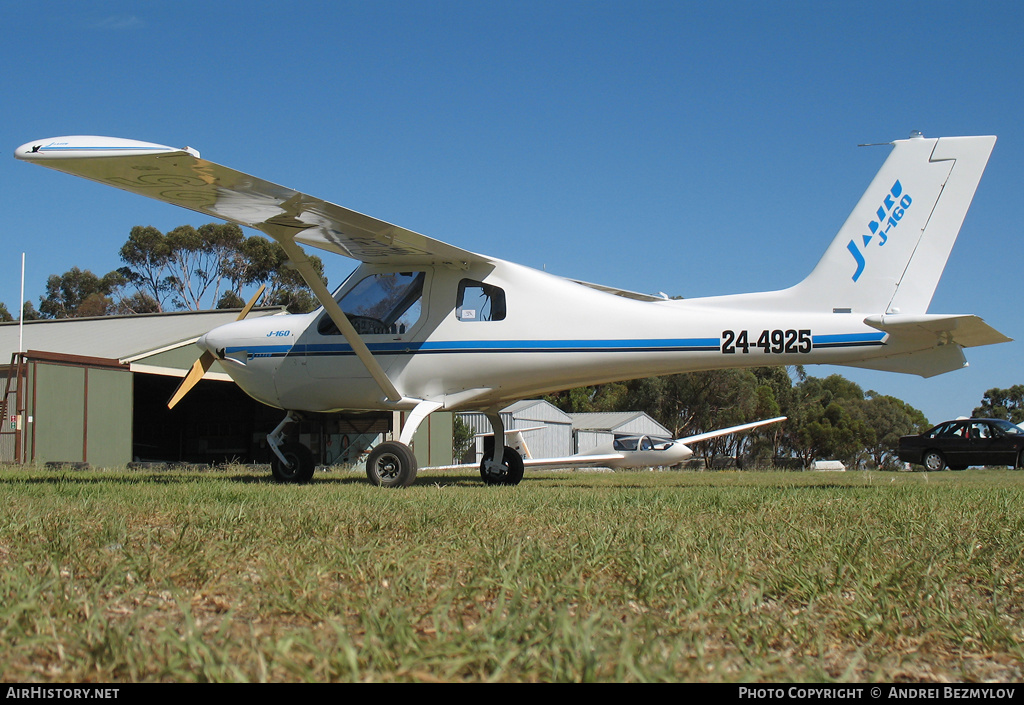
[
  {"left": 922, "top": 450, "right": 946, "bottom": 472},
  {"left": 271, "top": 442, "right": 316, "bottom": 483},
  {"left": 366, "top": 441, "right": 418, "bottom": 488},
  {"left": 480, "top": 446, "right": 525, "bottom": 486}
]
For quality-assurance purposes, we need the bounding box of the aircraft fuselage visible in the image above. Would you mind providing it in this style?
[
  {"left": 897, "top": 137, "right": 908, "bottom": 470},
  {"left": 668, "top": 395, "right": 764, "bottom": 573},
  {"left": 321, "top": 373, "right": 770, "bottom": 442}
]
[{"left": 202, "top": 257, "right": 895, "bottom": 414}]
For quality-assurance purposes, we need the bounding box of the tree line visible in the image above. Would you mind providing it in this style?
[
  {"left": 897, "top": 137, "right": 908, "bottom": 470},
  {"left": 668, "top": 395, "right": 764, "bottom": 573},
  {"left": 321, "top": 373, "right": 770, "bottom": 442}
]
[
  {"left": 1, "top": 223, "right": 325, "bottom": 321},
  {"left": 543, "top": 368, "right": 938, "bottom": 470},
  {"left": 543, "top": 373, "right": 1024, "bottom": 470}
]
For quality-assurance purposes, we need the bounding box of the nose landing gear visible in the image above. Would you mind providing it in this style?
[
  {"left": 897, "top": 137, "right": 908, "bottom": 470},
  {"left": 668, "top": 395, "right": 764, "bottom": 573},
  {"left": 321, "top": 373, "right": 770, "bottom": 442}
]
[{"left": 267, "top": 411, "right": 315, "bottom": 484}]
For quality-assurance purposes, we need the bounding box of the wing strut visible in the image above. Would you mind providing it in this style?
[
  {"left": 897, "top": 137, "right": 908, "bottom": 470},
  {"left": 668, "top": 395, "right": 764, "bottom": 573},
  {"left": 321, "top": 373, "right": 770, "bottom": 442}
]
[{"left": 273, "top": 236, "right": 403, "bottom": 403}]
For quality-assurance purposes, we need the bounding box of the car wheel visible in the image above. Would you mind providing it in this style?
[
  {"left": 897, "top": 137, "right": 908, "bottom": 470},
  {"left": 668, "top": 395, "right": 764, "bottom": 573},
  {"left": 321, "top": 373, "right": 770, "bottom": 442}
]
[{"left": 922, "top": 450, "right": 946, "bottom": 472}]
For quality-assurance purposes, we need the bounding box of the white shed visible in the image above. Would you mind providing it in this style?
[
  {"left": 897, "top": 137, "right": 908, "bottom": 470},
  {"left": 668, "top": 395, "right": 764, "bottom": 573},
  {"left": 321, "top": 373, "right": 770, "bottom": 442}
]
[
  {"left": 457, "top": 400, "right": 574, "bottom": 462},
  {"left": 570, "top": 412, "right": 672, "bottom": 453}
]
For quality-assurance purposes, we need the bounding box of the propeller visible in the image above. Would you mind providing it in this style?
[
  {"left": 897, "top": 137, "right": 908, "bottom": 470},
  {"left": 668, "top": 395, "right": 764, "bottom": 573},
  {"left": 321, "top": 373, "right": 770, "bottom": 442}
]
[{"left": 167, "top": 285, "right": 266, "bottom": 409}]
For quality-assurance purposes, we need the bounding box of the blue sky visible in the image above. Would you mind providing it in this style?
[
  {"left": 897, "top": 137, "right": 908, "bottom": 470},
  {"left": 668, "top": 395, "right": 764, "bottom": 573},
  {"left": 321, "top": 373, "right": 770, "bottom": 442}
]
[{"left": 3, "top": 0, "right": 1022, "bottom": 425}]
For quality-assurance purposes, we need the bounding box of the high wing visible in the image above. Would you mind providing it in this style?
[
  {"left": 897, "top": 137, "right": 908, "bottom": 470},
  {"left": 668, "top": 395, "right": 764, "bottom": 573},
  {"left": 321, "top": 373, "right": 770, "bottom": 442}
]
[
  {"left": 15, "top": 135, "right": 486, "bottom": 403},
  {"left": 14, "top": 136, "right": 480, "bottom": 268}
]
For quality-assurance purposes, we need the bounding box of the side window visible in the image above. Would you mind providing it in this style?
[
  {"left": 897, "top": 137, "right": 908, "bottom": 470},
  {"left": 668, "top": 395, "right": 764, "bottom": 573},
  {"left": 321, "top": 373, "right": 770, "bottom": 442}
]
[
  {"left": 457, "top": 279, "right": 506, "bottom": 322},
  {"left": 319, "top": 271, "right": 425, "bottom": 335}
]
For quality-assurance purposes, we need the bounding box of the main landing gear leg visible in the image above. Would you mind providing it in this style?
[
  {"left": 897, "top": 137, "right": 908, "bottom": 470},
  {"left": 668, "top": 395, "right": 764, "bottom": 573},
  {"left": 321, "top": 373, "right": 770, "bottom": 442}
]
[
  {"left": 480, "top": 411, "right": 525, "bottom": 486},
  {"left": 268, "top": 411, "right": 315, "bottom": 483},
  {"left": 365, "top": 400, "right": 442, "bottom": 488}
]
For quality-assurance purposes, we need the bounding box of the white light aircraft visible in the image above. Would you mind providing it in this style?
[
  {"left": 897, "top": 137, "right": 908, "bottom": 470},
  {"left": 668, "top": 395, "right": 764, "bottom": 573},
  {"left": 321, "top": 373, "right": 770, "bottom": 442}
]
[
  {"left": 14, "top": 133, "right": 1009, "bottom": 487},
  {"left": 456, "top": 416, "right": 788, "bottom": 471}
]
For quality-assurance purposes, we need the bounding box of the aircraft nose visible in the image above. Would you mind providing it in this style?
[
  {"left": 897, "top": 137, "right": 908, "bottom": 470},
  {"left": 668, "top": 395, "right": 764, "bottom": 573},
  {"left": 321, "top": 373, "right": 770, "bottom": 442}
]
[
  {"left": 195, "top": 330, "right": 227, "bottom": 360},
  {"left": 196, "top": 332, "right": 214, "bottom": 356}
]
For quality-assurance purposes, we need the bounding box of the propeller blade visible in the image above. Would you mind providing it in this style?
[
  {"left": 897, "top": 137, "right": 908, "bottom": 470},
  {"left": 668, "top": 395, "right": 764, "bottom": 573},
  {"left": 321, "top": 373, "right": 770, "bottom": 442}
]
[
  {"left": 237, "top": 284, "right": 265, "bottom": 320},
  {"left": 167, "top": 351, "right": 216, "bottom": 409},
  {"left": 166, "top": 285, "right": 266, "bottom": 409}
]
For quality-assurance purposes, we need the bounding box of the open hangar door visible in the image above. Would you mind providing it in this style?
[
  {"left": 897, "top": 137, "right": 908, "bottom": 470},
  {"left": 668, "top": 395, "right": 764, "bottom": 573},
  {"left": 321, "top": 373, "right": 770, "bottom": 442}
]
[
  {"left": 132, "top": 373, "right": 279, "bottom": 464},
  {"left": 131, "top": 373, "right": 399, "bottom": 467}
]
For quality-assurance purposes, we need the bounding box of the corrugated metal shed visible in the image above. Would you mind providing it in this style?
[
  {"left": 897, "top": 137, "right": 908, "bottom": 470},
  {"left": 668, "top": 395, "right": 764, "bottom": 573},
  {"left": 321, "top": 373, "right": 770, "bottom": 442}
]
[
  {"left": 458, "top": 400, "right": 574, "bottom": 461},
  {"left": 570, "top": 412, "right": 672, "bottom": 453}
]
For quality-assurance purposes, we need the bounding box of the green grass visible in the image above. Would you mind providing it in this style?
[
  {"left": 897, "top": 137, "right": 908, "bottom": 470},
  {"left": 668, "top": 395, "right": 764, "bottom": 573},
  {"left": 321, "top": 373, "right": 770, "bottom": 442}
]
[{"left": 0, "top": 466, "right": 1021, "bottom": 682}]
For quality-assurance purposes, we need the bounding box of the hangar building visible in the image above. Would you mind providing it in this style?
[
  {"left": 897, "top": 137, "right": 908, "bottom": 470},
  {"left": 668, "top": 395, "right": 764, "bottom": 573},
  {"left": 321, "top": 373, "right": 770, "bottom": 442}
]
[
  {"left": 0, "top": 311, "right": 451, "bottom": 468},
  {"left": 570, "top": 411, "right": 673, "bottom": 452},
  {"left": 457, "top": 401, "right": 671, "bottom": 463}
]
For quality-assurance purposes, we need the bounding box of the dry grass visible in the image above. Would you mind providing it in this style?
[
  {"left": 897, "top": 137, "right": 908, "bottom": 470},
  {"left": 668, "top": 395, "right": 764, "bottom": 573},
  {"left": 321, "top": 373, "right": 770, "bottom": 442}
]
[{"left": 0, "top": 465, "right": 1021, "bottom": 682}]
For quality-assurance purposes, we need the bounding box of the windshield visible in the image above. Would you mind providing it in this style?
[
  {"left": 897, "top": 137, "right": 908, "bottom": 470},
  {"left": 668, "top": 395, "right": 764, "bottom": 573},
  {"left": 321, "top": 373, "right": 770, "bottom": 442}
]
[
  {"left": 990, "top": 419, "right": 1023, "bottom": 435},
  {"left": 319, "top": 271, "right": 425, "bottom": 336}
]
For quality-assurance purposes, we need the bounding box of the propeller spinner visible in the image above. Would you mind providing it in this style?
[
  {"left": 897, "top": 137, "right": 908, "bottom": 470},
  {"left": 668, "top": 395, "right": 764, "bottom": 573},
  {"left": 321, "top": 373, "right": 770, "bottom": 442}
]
[{"left": 167, "top": 285, "right": 266, "bottom": 409}]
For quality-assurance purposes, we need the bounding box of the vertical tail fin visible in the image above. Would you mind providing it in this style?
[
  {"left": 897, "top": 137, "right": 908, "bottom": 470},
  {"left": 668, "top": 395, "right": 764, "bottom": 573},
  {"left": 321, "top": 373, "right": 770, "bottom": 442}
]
[{"left": 791, "top": 134, "right": 995, "bottom": 315}]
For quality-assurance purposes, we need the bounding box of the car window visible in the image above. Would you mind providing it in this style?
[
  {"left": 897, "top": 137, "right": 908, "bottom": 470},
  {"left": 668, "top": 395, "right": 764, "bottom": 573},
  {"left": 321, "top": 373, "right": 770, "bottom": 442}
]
[
  {"left": 931, "top": 422, "right": 966, "bottom": 438},
  {"left": 990, "top": 419, "right": 1024, "bottom": 436}
]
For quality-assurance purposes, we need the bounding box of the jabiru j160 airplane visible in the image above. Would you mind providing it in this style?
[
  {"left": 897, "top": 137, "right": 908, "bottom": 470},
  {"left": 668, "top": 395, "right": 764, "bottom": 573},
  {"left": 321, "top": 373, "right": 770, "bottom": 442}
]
[{"left": 14, "top": 132, "right": 1009, "bottom": 487}]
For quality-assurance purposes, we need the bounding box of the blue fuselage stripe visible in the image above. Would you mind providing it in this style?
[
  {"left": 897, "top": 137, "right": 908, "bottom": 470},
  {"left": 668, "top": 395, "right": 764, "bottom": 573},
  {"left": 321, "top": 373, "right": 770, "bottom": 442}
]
[
  {"left": 226, "top": 332, "right": 885, "bottom": 359},
  {"left": 811, "top": 332, "right": 886, "bottom": 348}
]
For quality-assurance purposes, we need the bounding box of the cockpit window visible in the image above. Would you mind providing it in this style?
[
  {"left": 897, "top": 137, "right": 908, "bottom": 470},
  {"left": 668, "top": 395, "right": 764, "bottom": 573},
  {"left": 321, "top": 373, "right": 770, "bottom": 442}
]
[
  {"left": 614, "top": 435, "right": 672, "bottom": 451},
  {"left": 613, "top": 437, "right": 639, "bottom": 451},
  {"left": 457, "top": 279, "right": 506, "bottom": 322},
  {"left": 319, "top": 271, "right": 425, "bottom": 336}
]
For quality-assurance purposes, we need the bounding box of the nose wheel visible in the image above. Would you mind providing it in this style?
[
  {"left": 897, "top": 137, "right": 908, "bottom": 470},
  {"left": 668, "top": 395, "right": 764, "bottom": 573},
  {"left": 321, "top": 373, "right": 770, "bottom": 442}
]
[
  {"left": 267, "top": 411, "right": 315, "bottom": 483},
  {"left": 270, "top": 441, "right": 315, "bottom": 483}
]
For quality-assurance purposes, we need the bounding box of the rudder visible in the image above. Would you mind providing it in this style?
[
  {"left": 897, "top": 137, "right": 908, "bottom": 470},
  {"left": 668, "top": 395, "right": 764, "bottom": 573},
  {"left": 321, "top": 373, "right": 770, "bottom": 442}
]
[{"left": 791, "top": 134, "right": 996, "bottom": 315}]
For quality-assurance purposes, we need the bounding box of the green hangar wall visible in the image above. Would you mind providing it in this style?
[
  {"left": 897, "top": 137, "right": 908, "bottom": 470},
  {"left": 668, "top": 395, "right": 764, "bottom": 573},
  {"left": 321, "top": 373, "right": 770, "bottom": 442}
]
[
  {"left": 24, "top": 352, "right": 133, "bottom": 467},
  {"left": 2, "top": 312, "right": 454, "bottom": 469}
]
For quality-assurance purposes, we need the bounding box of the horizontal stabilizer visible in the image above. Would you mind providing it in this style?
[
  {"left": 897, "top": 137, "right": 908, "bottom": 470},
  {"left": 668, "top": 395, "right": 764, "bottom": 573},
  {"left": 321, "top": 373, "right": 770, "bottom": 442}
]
[
  {"left": 836, "top": 344, "right": 968, "bottom": 378},
  {"left": 864, "top": 313, "right": 1012, "bottom": 348},
  {"left": 838, "top": 314, "right": 1012, "bottom": 377}
]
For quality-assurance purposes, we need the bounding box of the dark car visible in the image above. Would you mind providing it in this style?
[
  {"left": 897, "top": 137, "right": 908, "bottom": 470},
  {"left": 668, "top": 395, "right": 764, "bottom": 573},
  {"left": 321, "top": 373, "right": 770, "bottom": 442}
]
[{"left": 898, "top": 418, "right": 1024, "bottom": 471}]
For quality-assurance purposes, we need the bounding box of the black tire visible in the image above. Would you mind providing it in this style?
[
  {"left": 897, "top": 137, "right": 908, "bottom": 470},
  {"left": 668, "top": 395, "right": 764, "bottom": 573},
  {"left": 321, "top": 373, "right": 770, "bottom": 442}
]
[
  {"left": 479, "top": 446, "right": 525, "bottom": 486},
  {"left": 366, "top": 441, "right": 418, "bottom": 488},
  {"left": 271, "top": 442, "right": 316, "bottom": 483},
  {"left": 922, "top": 450, "right": 946, "bottom": 472},
  {"left": 1017, "top": 450, "right": 1024, "bottom": 470}
]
